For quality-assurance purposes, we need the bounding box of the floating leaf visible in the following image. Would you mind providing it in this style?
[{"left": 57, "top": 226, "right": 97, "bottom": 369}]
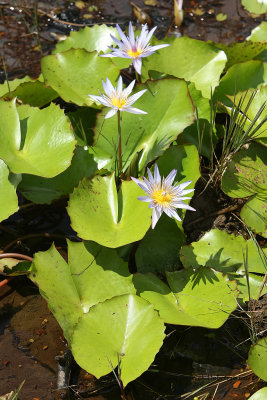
[
  {"left": 0, "top": 160, "right": 18, "bottom": 222},
  {"left": 215, "top": 60, "right": 267, "bottom": 103},
  {"left": 248, "top": 22, "right": 267, "bottom": 41},
  {"left": 67, "top": 174, "right": 152, "bottom": 248},
  {"left": 71, "top": 294, "right": 165, "bottom": 386},
  {"left": 180, "top": 229, "right": 267, "bottom": 274},
  {"left": 19, "top": 146, "right": 97, "bottom": 204},
  {"left": 68, "top": 107, "right": 99, "bottom": 146},
  {"left": 188, "top": 82, "right": 211, "bottom": 120},
  {"left": 248, "top": 387, "right": 267, "bottom": 400},
  {"left": 248, "top": 337, "right": 267, "bottom": 381},
  {"left": 0, "top": 259, "right": 31, "bottom": 276},
  {"left": 222, "top": 142, "right": 267, "bottom": 199},
  {"left": 240, "top": 196, "right": 267, "bottom": 238},
  {"left": 142, "top": 36, "right": 227, "bottom": 98},
  {"left": 0, "top": 99, "right": 76, "bottom": 177},
  {"left": 30, "top": 242, "right": 135, "bottom": 341},
  {"left": 242, "top": 0, "right": 267, "bottom": 15},
  {"left": 41, "top": 49, "right": 120, "bottom": 106},
  {"left": 134, "top": 267, "right": 237, "bottom": 328},
  {"left": 93, "top": 79, "right": 195, "bottom": 172},
  {"left": 216, "top": 13, "right": 227, "bottom": 21},
  {"left": 234, "top": 272, "right": 267, "bottom": 303},
  {"left": 135, "top": 214, "right": 185, "bottom": 273}
]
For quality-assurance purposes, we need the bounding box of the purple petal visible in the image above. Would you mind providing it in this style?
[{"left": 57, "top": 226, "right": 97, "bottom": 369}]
[
  {"left": 132, "top": 57, "right": 142, "bottom": 75},
  {"left": 127, "top": 89, "right": 147, "bottom": 105},
  {"left": 153, "top": 164, "right": 161, "bottom": 185},
  {"left": 117, "top": 76, "right": 123, "bottom": 93},
  {"left": 164, "top": 169, "right": 177, "bottom": 186},
  {"left": 149, "top": 43, "right": 170, "bottom": 52},
  {"left": 110, "top": 34, "right": 124, "bottom": 48},
  {"left": 175, "top": 202, "right": 196, "bottom": 211},
  {"left": 122, "top": 79, "right": 135, "bottom": 98},
  {"left": 131, "top": 176, "right": 148, "bottom": 192},
  {"left": 128, "top": 21, "right": 135, "bottom": 46},
  {"left": 152, "top": 207, "right": 162, "bottom": 229},
  {"left": 105, "top": 109, "right": 117, "bottom": 119},
  {"left": 143, "top": 26, "right": 157, "bottom": 46},
  {"left": 116, "top": 24, "right": 130, "bottom": 46},
  {"left": 137, "top": 196, "right": 151, "bottom": 202},
  {"left": 124, "top": 106, "right": 147, "bottom": 115}
]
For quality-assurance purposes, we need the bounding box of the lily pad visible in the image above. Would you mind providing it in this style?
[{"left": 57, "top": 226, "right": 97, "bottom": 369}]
[
  {"left": 93, "top": 78, "right": 195, "bottom": 172},
  {"left": 242, "top": 0, "right": 267, "bottom": 15},
  {"left": 67, "top": 174, "right": 152, "bottom": 248},
  {"left": 240, "top": 196, "right": 267, "bottom": 238},
  {"left": 247, "top": 336, "right": 267, "bottom": 381},
  {"left": 142, "top": 36, "right": 227, "bottom": 98},
  {"left": 19, "top": 146, "right": 97, "bottom": 204},
  {"left": 215, "top": 60, "right": 267, "bottom": 103},
  {"left": 248, "top": 22, "right": 267, "bottom": 41},
  {"left": 221, "top": 142, "right": 267, "bottom": 199},
  {"left": 53, "top": 25, "right": 121, "bottom": 54},
  {"left": 41, "top": 49, "right": 120, "bottom": 106},
  {"left": 0, "top": 160, "right": 18, "bottom": 222},
  {"left": 180, "top": 229, "right": 267, "bottom": 274},
  {"left": 134, "top": 267, "right": 237, "bottom": 328},
  {"left": 30, "top": 242, "right": 135, "bottom": 341},
  {"left": 71, "top": 294, "right": 165, "bottom": 386},
  {"left": 135, "top": 214, "right": 186, "bottom": 273},
  {"left": 0, "top": 99, "right": 76, "bottom": 177},
  {"left": 248, "top": 387, "right": 267, "bottom": 400}
]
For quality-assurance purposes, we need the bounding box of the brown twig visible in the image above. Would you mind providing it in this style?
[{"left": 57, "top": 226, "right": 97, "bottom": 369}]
[
  {"left": 185, "top": 204, "right": 241, "bottom": 227},
  {"left": 2, "top": 232, "right": 70, "bottom": 252}
]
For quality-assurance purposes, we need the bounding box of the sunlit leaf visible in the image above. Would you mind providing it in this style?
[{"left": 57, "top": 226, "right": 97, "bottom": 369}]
[
  {"left": 0, "top": 160, "right": 18, "bottom": 222},
  {"left": 41, "top": 49, "right": 120, "bottom": 106},
  {"left": 71, "top": 294, "right": 165, "bottom": 386},
  {"left": 180, "top": 228, "right": 267, "bottom": 274},
  {"left": 248, "top": 337, "right": 267, "bottom": 381},
  {"left": 134, "top": 267, "right": 237, "bottom": 328},
  {"left": 30, "top": 242, "right": 135, "bottom": 341},
  {"left": 240, "top": 196, "right": 267, "bottom": 238},
  {"left": 0, "top": 99, "right": 76, "bottom": 177},
  {"left": 67, "top": 174, "right": 152, "bottom": 247},
  {"left": 142, "top": 36, "right": 227, "bottom": 98}
]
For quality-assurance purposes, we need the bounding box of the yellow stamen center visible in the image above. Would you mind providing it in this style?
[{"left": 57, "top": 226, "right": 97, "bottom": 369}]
[
  {"left": 112, "top": 97, "right": 126, "bottom": 108},
  {"left": 127, "top": 48, "right": 142, "bottom": 58},
  {"left": 152, "top": 190, "right": 171, "bottom": 206}
]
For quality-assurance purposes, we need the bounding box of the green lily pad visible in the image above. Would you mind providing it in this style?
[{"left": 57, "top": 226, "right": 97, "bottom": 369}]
[
  {"left": 234, "top": 272, "right": 267, "bottom": 303},
  {"left": 53, "top": 24, "right": 121, "bottom": 54},
  {"left": 215, "top": 60, "right": 267, "bottom": 103},
  {"left": 213, "top": 43, "right": 267, "bottom": 70},
  {"left": 41, "top": 49, "right": 120, "bottom": 106},
  {"left": 71, "top": 294, "right": 165, "bottom": 386},
  {"left": 248, "top": 388, "right": 267, "bottom": 400},
  {"left": 180, "top": 229, "right": 267, "bottom": 274},
  {"left": 248, "top": 337, "right": 267, "bottom": 381},
  {"left": 0, "top": 75, "right": 57, "bottom": 107},
  {"left": 188, "top": 82, "right": 211, "bottom": 120},
  {"left": 30, "top": 242, "right": 135, "bottom": 341},
  {"left": 0, "top": 258, "right": 31, "bottom": 276},
  {"left": 93, "top": 78, "right": 195, "bottom": 172},
  {"left": 19, "top": 146, "right": 97, "bottom": 204},
  {"left": 222, "top": 142, "right": 267, "bottom": 199},
  {"left": 242, "top": 0, "right": 267, "bottom": 15},
  {"left": 0, "top": 99, "right": 76, "bottom": 177},
  {"left": 142, "top": 36, "right": 227, "bottom": 98},
  {"left": 134, "top": 267, "right": 237, "bottom": 328},
  {"left": 67, "top": 174, "right": 152, "bottom": 248},
  {"left": 240, "top": 196, "right": 267, "bottom": 238},
  {"left": 248, "top": 22, "right": 267, "bottom": 41},
  {"left": 0, "top": 160, "right": 18, "bottom": 222},
  {"left": 135, "top": 214, "right": 186, "bottom": 273}
]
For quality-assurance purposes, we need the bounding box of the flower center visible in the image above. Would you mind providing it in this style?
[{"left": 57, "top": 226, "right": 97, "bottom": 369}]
[
  {"left": 127, "top": 48, "right": 142, "bottom": 58},
  {"left": 112, "top": 97, "right": 126, "bottom": 109},
  {"left": 152, "top": 189, "right": 171, "bottom": 206}
]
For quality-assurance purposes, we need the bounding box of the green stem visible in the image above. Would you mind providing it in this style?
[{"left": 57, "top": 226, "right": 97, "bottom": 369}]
[{"left": 118, "top": 110, "right": 122, "bottom": 173}]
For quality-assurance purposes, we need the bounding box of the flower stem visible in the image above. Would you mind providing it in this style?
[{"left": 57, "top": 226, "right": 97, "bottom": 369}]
[
  {"left": 118, "top": 110, "right": 122, "bottom": 173},
  {"left": 135, "top": 70, "right": 141, "bottom": 83}
]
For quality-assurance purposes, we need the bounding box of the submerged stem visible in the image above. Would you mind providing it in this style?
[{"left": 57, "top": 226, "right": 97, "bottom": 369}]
[{"left": 118, "top": 110, "right": 122, "bottom": 173}]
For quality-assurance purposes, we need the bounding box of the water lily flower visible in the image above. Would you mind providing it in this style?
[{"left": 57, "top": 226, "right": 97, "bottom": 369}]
[
  {"left": 89, "top": 76, "right": 147, "bottom": 119},
  {"left": 131, "top": 164, "right": 196, "bottom": 229},
  {"left": 100, "top": 22, "right": 170, "bottom": 75}
]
